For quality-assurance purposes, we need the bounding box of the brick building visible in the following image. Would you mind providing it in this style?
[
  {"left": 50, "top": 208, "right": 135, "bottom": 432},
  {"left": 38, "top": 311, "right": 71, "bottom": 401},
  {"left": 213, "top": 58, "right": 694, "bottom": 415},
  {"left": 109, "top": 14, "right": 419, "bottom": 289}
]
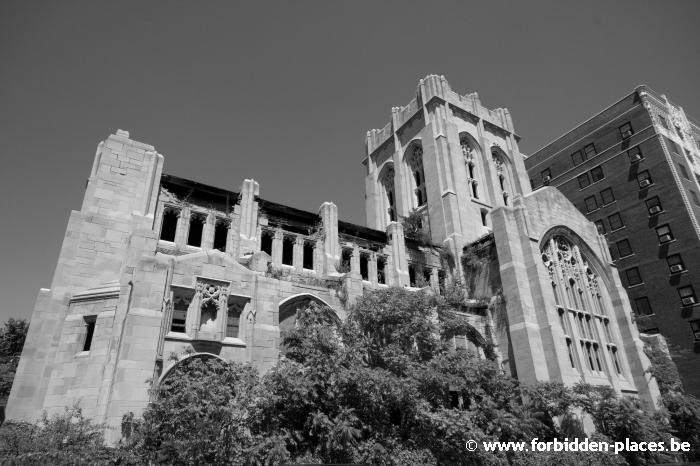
[
  {"left": 525, "top": 86, "right": 700, "bottom": 397},
  {"left": 8, "top": 76, "right": 659, "bottom": 441}
]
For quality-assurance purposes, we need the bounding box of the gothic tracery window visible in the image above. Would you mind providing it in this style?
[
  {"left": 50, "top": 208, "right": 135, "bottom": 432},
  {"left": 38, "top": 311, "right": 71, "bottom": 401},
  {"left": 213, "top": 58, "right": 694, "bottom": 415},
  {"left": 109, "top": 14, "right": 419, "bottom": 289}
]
[
  {"left": 408, "top": 145, "right": 427, "bottom": 208},
  {"left": 461, "top": 137, "right": 479, "bottom": 199},
  {"left": 542, "top": 236, "right": 623, "bottom": 377},
  {"left": 379, "top": 165, "right": 396, "bottom": 224}
]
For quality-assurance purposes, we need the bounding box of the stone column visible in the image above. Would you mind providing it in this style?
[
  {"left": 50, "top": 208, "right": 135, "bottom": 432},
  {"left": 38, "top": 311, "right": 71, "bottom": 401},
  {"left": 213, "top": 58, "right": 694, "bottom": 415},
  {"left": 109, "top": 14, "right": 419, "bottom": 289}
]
[
  {"left": 271, "top": 229, "right": 283, "bottom": 266},
  {"left": 319, "top": 202, "right": 339, "bottom": 275},
  {"left": 175, "top": 206, "right": 190, "bottom": 247},
  {"left": 238, "top": 179, "right": 259, "bottom": 255},
  {"left": 369, "top": 252, "right": 378, "bottom": 285},
  {"left": 202, "top": 212, "right": 215, "bottom": 249},
  {"left": 293, "top": 236, "right": 304, "bottom": 271},
  {"left": 387, "top": 221, "right": 409, "bottom": 286}
]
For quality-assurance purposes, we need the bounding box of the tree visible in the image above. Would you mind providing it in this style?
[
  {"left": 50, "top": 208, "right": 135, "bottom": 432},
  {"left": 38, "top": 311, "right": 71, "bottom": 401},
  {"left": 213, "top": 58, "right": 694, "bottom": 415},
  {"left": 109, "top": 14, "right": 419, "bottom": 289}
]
[{"left": 0, "top": 318, "right": 28, "bottom": 405}]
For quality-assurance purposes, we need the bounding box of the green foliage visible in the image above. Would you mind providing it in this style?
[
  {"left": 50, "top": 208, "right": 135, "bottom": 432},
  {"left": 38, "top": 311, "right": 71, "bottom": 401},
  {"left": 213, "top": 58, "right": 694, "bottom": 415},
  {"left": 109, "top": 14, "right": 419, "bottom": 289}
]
[
  {"left": 0, "top": 318, "right": 28, "bottom": 404},
  {"left": 401, "top": 208, "right": 431, "bottom": 245}
]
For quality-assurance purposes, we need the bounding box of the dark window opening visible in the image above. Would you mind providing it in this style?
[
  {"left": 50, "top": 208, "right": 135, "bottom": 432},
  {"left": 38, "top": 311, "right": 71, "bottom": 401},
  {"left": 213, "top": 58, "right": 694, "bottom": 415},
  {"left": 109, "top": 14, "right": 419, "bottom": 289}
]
[
  {"left": 656, "top": 224, "right": 674, "bottom": 244},
  {"left": 213, "top": 220, "right": 228, "bottom": 251},
  {"left": 377, "top": 256, "right": 386, "bottom": 284},
  {"left": 282, "top": 237, "right": 294, "bottom": 266},
  {"left": 160, "top": 208, "right": 178, "bottom": 242},
  {"left": 600, "top": 188, "right": 615, "bottom": 205},
  {"left": 499, "top": 175, "right": 505, "bottom": 191},
  {"left": 667, "top": 254, "right": 685, "bottom": 274},
  {"left": 608, "top": 213, "right": 624, "bottom": 231},
  {"left": 408, "top": 264, "right": 417, "bottom": 287},
  {"left": 82, "top": 316, "right": 96, "bottom": 352},
  {"left": 627, "top": 146, "right": 643, "bottom": 163},
  {"left": 170, "top": 287, "right": 192, "bottom": 333},
  {"left": 590, "top": 166, "right": 604, "bottom": 182},
  {"left": 187, "top": 214, "right": 205, "bottom": 247},
  {"left": 503, "top": 193, "right": 508, "bottom": 206},
  {"left": 578, "top": 173, "right": 591, "bottom": 189},
  {"left": 261, "top": 231, "right": 273, "bottom": 255},
  {"left": 571, "top": 150, "right": 585, "bottom": 166},
  {"left": 616, "top": 239, "right": 633, "bottom": 257},
  {"left": 340, "top": 248, "right": 352, "bottom": 273},
  {"left": 595, "top": 220, "right": 606, "bottom": 235},
  {"left": 303, "top": 242, "right": 314, "bottom": 270},
  {"left": 438, "top": 270, "right": 446, "bottom": 295},
  {"left": 422, "top": 268, "right": 432, "bottom": 287},
  {"left": 634, "top": 297, "right": 653, "bottom": 316},
  {"left": 619, "top": 122, "right": 634, "bottom": 139},
  {"left": 584, "top": 195, "right": 598, "bottom": 213},
  {"left": 360, "top": 253, "right": 369, "bottom": 280},
  {"left": 584, "top": 143, "right": 597, "bottom": 158},
  {"left": 646, "top": 196, "right": 662, "bottom": 215},
  {"left": 480, "top": 209, "right": 488, "bottom": 227},
  {"left": 625, "top": 267, "right": 643, "bottom": 286},
  {"left": 471, "top": 181, "right": 479, "bottom": 199},
  {"left": 468, "top": 163, "right": 475, "bottom": 179}
]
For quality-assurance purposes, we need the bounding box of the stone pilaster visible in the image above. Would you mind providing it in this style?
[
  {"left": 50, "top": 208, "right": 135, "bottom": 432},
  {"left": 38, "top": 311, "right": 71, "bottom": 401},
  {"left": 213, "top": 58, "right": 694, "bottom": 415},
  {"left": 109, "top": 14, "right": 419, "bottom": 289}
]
[
  {"left": 319, "top": 202, "right": 339, "bottom": 275},
  {"left": 238, "top": 179, "right": 259, "bottom": 255},
  {"left": 293, "top": 236, "right": 304, "bottom": 271},
  {"left": 271, "top": 229, "right": 283, "bottom": 266},
  {"left": 202, "top": 212, "right": 215, "bottom": 249},
  {"left": 386, "top": 221, "right": 409, "bottom": 286}
]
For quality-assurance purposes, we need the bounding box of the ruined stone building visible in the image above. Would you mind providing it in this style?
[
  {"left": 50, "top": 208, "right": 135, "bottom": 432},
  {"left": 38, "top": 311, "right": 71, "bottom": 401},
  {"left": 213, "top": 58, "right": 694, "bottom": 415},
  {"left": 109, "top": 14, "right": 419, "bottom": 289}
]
[
  {"left": 8, "top": 75, "right": 659, "bottom": 441},
  {"left": 526, "top": 87, "right": 700, "bottom": 397}
]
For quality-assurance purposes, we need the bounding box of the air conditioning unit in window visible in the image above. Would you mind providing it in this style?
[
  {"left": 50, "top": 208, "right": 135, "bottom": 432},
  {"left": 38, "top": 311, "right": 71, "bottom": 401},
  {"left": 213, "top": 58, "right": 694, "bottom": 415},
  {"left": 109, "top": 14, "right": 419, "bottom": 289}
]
[
  {"left": 543, "top": 175, "right": 552, "bottom": 182},
  {"left": 670, "top": 264, "right": 684, "bottom": 273},
  {"left": 659, "top": 234, "right": 672, "bottom": 243},
  {"left": 622, "top": 130, "right": 633, "bottom": 139},
  {"left": 639, "top": 179, "right": 651, "bottom": 188},
  {"left": 682, "top": 296, "right": 696, "bottom": 306},
  {"left": 649, "top": 205, "right": 662, "bottom": 214}
]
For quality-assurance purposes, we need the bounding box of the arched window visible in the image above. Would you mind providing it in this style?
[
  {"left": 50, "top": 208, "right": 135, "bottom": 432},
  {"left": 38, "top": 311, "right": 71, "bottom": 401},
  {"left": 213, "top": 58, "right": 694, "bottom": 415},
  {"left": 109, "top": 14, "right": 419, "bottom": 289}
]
[
  {"left": 542, "top": 235, "right": 624, "bottom": 378},
  {"left": 407, "top": 144, "right": 427, "bottom": 208},
  {"left": 492, "top": 146, "right": 514, "bottom": 207},
  {"left": 378, "top": 164, "right": 396, "bottom": 224},
  {"left": 461, "top": 135, "right": 479, "bottom": 199}
]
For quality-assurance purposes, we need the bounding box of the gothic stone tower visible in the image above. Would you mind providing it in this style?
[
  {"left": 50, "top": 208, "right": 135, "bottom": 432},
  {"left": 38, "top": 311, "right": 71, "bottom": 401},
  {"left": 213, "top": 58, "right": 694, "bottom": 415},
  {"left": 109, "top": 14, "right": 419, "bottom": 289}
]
[{"left": 364, "top": 75, "right": 660, "bottom": 407}]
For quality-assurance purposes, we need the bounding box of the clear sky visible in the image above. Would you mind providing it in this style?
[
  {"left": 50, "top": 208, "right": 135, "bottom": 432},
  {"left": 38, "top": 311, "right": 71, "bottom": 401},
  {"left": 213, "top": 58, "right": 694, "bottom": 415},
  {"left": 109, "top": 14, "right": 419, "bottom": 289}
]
[{"left": 1, "top": 0, "right": 699, "bottom": 322}]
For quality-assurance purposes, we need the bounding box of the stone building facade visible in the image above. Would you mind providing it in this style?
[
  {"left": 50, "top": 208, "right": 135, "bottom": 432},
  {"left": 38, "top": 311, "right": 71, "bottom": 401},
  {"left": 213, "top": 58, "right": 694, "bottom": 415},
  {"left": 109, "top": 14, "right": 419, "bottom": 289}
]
[
  {"left": 525, "top": 86, "right": 700, "bottom": 397},
  {"left": 8, "top": 76, "right": 659, "bottom": 442}
]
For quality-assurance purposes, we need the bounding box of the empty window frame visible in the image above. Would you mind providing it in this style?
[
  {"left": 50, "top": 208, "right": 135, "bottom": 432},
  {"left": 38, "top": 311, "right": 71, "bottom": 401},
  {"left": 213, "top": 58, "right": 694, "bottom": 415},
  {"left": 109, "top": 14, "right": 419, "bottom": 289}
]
[
  {"left": 608, "top": 213, "right": 624, "bottom": 231},
  {"left": 627, "top": 146, "right": 643, "bottom": 163},
  {"left": 616, "top": 239, "right": 633, "bottom": 257},
  {"left": 678, "top": 163, "right": 691, "bottom": 180},
  {"left": 678, "top": 286, "right": 697, "bottom": 306},
  {"left": 213, "top": 219, "right": 229, "bottom": 252},
  {"left": 594, "top": 220, "right": 606, "bottom": 235},
  {"left": 646, "top": 196, "right": 663, "bottom": 215},
  {"left": 578, "top": 173, "right": 591, "bottom": 189},
  {"left": 667, "top": 254, "right": 685, "bottom": 274},
  {"left": 282, "top": 236, "right": 294, "bottom": 266},
  {"left": 260, "top": 230, "right": 273, "bottom": 255},
  {"left": 637, "top": 170, "right": 653, "bottom": 188},
  {"left": 584, "top": 195, "right": 599, "bottom": 213},
  {"left": 634, "top": 297, "right": 653, "bottom": 316},
  {"left": 571, "top": 150, "right": 585, "bottom": 166},
  {"left": 82, "top": 315, "right": 97, "bottom": 352},
  {"left": 583, "top": 143, "right": 597, "bottom": 158},
  {"left": 590, "top": 166, "right": 604, "bottom": 182},
  {"left": 160, "top": 207, "right": 179, "bottom": 242},
  {"left": 619, "top": 122, "right": 634, "bottom": 139},
  {"left": 690, "top": 320, "right": 700, "bottom": 341},
  {"left": 302, "top": 241, "right": 314, "bottom": 270},
  {"left": 187, "top": 213, "right": 205, "bottom": 247},
  {"left": 359, "top": 253, "right": 369, "bottom": 280},
  {"left": 625, "top": 267, "right": 643, "bottom": 286},
  {"left": 600, "top": 187, "right": 615, "bottom": 205},
  {"left": 656, "top": 224, "right": 674, "bottom": 243}
]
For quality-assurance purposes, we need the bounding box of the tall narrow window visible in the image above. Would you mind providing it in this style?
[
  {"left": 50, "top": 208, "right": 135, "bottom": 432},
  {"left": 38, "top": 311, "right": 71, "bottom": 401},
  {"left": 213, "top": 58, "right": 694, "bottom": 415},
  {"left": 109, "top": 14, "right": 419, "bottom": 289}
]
[
  {"left": 303, "top": 242, "right": 314, "bottom": 270},
  {"left": 611, "top": 347, "right": 622, "bottom": 374},
  {"left": 567, "top": 339, "right": 577, "bottom": 369},
  {"left": 187, "top": 213, "right": 205, "bottom": 247},
  {"left": 377, "top": 256, "right": 386, "bottom": 284},
  {"left": 471, "top": 181, "right": 479, "bottom": 199},
  {"left": 160, "top": 207, "right": 179, "bottom": 242},
  {"left": 438, "top": 270, "right": 446, "bottom": 295},
  {"left": 226, "top": 297, "right": 247, "bottom": 339},
  {"left": 170, "top": 287, "right": 193, "bottom": 333},
  {"left": 408, "top": 145, "right": 427, "bottom": 207},
  {"left": 408, "top": 264, "right": 417, "bottom": 287},
  {"left": 82, "top": 316, "right": 96, "bottom": 352},
  {"left": 260, "top": 230, "right": 273, "bottom": 255},
  {"left": 359, "top": 253, "right": 369, "bottom": 280},
  {"left": 340, "top": 248, "right": 352, "bottom": 273},
  {"left": 480, "top": 209, "right": 488, "bottom": 227},
  {"left": 213, "top": 219, "right": 229, "bottom": 252},
  {"left": 282, "top": 236, "right": 294, "bottom": 266}
]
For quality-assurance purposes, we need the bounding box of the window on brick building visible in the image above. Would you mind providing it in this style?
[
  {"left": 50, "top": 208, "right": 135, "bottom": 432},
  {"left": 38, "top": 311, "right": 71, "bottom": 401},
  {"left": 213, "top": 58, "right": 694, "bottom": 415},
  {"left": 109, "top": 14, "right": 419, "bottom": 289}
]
[
  {"left": 303, "top": 242, "right": 314, "bottom": 270},
  {"left": 608, "top": 213, "right": 624, "bottom": 231},
  {"left": 637, "top": 170, "right": 653, "bottom": 188},
  {"left": 616, "top": 239, "right": 633, "bottom": 257},
  {"left": 678, "top": 163, "right": 691, "bottom": 180},
  {"left": 600, "top": 188, "right": 615, "bottom": 205},
  {"left": 82, "top": 315, "right": 96, "bottom": 352},
  {"left": 627, "top": 146, "right": 643, "bottom": 163},
  {"left": 619, "top": 122, "right": 634, "bottom": 139},
  {"left": 571, "top": 150, "right": 585, "bottom": 166},
  {"left": 634, "top": 297, "right": 653, "bottom": 316},
  {"left": 578, "top": 173, "right": 591, "bottom": 188},
  {"left": 690, "top": 320, "right": 700, "bottom": 341},
  {"left": 667, "top": 254, "right": 685, "bottom": 274},
  {"left": 480, "top": 209, "right": 488, "bottom": 227},
  {"left": 584, "top": 143, "right": 597, "bottom": 158},
  {"left": 625, "top": 267, "right": 643, "bottom": 286},
  {"left": 656, "top": 224, "right": 674, "bottom": 243},
  {"left": 590, "top": 166, "right": 604, "bottom": 182},
  {"left": 646, "top": 196, "right": 663, "bottom": 215},
  {"left": 213, "top": 219, "right": 229, "bottom": 252},
  {"left": 187, "top": 213, "right": 205, "bottom": 247},
  {"left": 678, "top": 286, "right": 697, "bottom": 306},
  {"left": 160, "top": 207, "right": 179, "bottom": 242},
  {"left": 584, "top": 195, "right": 598, "bottom": 212},
  {"left": 595, "top": 220, "right": 606, "bottom": 235}
]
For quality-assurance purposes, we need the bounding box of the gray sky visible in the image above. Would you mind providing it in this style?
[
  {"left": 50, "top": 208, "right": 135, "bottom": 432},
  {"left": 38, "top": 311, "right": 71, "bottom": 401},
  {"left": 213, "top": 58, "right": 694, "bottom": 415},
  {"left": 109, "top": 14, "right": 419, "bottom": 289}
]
[{"left": 1, "top": 0, "right": 699, "bottom": 322}]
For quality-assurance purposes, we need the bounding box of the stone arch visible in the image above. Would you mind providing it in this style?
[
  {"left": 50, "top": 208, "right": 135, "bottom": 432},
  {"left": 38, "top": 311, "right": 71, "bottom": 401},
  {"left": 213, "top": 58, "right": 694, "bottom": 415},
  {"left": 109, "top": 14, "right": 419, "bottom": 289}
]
[
  {"left": 278, "top": 294, "right": 339, "bottom": 355},
  {"left": 158, "top": 352, "right": 228, "bottom": 385},
  {"left": 403, "top": 139, "right": 427, "bottom": 209}
]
